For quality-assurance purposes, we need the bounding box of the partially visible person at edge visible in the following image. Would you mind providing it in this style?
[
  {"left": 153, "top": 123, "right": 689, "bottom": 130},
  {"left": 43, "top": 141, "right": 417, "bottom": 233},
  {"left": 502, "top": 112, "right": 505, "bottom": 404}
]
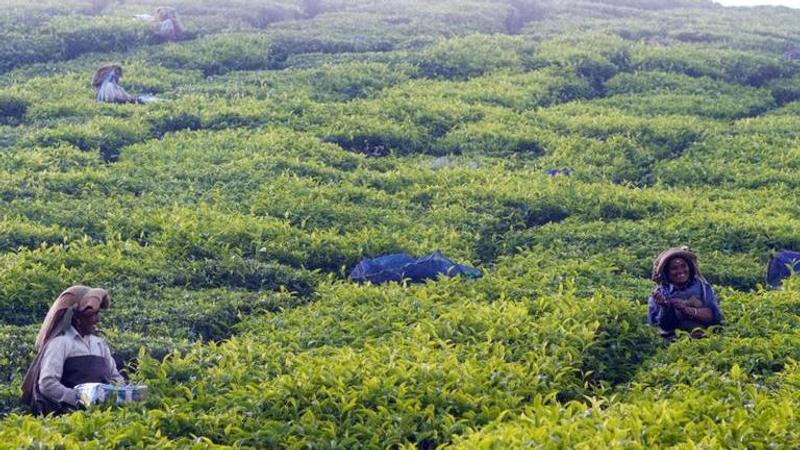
[
  {"left": 648, "top": 247, "right": 723, "bottom": 341},
  {"left": 21, "top": 286, "right": 124, "bottom": 415}
]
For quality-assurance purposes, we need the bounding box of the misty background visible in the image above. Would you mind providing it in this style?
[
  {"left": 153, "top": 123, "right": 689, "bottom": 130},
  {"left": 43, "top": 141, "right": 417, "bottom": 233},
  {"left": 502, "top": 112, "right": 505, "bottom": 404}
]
[{"left": 715, "top": 0, "right": 799, "bottom": 7}]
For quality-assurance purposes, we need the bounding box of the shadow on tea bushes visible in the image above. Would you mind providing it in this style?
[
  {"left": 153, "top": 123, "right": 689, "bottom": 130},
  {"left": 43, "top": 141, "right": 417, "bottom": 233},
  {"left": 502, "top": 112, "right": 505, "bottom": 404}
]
[
  {"left": 0, "top": 94, "right": 28, "bottom": 125},
  {"left": 28, "top": 118, "right": 150, "bottom": 162}
]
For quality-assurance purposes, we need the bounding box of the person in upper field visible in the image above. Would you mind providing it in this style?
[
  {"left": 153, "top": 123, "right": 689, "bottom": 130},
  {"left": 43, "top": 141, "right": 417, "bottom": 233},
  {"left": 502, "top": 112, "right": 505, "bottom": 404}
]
[
  {"left": 648, "top": 246, "right": 723, "bottom": 341},
  {"left": 136, "top": 7, "right": 185, "bottom": 42},
  {"left": 92, "top": 64, "right": 138, "bottom": 104},
  {"left": 156, "top": 6, "right": 185, "bottom": 42},
  {"left": 21, "top": 285, "right": 124, "bottom": 415}
]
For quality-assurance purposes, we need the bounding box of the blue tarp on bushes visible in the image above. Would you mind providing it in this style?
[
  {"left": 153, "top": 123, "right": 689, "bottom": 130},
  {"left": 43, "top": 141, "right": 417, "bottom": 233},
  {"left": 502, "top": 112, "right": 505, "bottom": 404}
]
[
  {"left": 545, "top": 168, "right": 571, "bottom": 177},
  {"left": 349, "top": 251, "right": 482, "bottom": 284},
  {"left": 766, "top": 250, "right": 800, "bottom": 288},
  {"left": 349, "top": 253, "right": 416, "bottom": 284}
]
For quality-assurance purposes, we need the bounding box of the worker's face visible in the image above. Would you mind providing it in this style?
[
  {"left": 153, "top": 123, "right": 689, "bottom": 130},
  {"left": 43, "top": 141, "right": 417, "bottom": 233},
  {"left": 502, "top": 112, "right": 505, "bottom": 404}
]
[
  {"left": 667, "top": 257, "right": 691, "bottom": 287},
  {"left": 74, "top": 309, "right": 101, "bottom": 336}
]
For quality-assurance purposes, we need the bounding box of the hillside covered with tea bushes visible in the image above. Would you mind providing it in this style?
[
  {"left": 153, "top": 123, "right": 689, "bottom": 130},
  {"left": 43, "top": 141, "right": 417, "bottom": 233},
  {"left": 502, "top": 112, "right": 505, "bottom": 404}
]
[{"left": 1, "top": 0, "right": 800, "bottom": 447}]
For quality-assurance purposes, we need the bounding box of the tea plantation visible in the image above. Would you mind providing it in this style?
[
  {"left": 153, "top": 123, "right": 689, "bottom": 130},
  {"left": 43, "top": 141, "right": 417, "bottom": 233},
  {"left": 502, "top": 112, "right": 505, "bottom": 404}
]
[{"left": 1, "top": 0, "right": 800, "bottom": 447}]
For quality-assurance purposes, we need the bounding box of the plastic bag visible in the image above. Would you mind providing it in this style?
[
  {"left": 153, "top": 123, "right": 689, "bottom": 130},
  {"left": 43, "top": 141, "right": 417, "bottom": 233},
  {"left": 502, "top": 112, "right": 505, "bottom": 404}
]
[{"left": 75, "top": 383, "right": 147, "bottom": 406}]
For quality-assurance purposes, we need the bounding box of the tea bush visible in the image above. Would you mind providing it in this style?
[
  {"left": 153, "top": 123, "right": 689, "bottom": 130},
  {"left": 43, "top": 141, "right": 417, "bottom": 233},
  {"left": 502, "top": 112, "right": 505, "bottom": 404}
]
[
  {"left": 403, "top": 68, "right": 593, "bottom": 111},
  {"left": 630, "top": 43, "right": 796, "bottom": 87},
  {"left": 531, "top": 32, "right": 631, "bottom": 90},
  {"left": 0, "top": 94, "right": 28, "bottom": 125},
  {"left": 0, "top": 219, "right": 66, "bottom": 252},
  {"left": 0, "top": 15, "right": 153, "bottom": 74},
  {"left": 438, "top": 109, "right": 547, "bottom": 155},
  {"left": 149, "top": 34, "right": 278, "bottom": 76},
  {"left": 603, "top": 71, "right": 778, "bottom": 118},
  {"left": 451, "top": 282, "right": 800, "bottom": 448},
  {"left": 300, "top": 62, "right": 413, "bottom": 102},
  {"left": 1, "top": 0, "right": 800, "bottom": 447},
  {"left": 28, "top": 117, "right": 150, "bottom": 162},
  {"left": 415, "top": 34, "right": 527, "bottom": 80}
]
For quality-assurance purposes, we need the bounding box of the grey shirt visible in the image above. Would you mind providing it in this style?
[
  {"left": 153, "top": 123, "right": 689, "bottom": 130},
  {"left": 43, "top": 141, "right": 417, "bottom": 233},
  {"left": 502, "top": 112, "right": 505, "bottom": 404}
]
[{"left": 38, "top": 326, "right": 123, "bottom": 406}]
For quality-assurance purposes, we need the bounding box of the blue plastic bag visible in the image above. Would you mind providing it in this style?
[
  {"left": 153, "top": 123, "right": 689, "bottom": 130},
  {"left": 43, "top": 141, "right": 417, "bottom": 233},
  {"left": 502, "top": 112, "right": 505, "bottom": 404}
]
[
  {"left": 349, "top": 251, "right": 482, "bottom": 284},
  {"left": 403, "top": 251, "right": 483, "bottom": 281},
  {"left": 349, "top": 253, "right": 416, "bottom": 283},
  {"left": 766, "top": 250, "right": 800, "bottom": 288},
  {"left": 545, "top": 168, "right": 571, "bottom": 177}
]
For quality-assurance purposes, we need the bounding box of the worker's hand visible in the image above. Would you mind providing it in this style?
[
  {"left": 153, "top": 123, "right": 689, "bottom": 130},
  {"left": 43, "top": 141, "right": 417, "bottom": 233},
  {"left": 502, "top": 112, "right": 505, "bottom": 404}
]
[
  {"left": 651, "top": 289, "right": 669, "bottom": 306},
  {"left": 670, "top": 299, "right": 689, "bottom": 313},
  {"left": 71, "top": 389, "right": 84, "bottom": 407}
]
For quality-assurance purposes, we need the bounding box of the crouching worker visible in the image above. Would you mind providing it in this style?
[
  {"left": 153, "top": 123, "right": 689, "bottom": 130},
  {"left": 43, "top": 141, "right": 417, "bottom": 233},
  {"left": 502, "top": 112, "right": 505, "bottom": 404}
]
[
  {"left": 92, "top": 64, "right": 139, "bottom": 104},
  {"left": 22, "top": 286, "right": 124, "bottom": 415},
  {"left": 156, "top": 7, "right": 185, "bottom": 42},
  {"left": 134, "top": 7, "right": 185, "bottom": 42},
  {"left": 648, "top": 247, "right": 723, "bottom": 342}
]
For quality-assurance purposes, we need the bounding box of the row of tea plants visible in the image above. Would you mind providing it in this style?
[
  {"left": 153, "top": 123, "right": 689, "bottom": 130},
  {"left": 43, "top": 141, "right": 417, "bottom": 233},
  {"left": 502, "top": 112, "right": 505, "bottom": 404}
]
[{"left": 0, "top": 0, "right": 799, "bottom": 447}]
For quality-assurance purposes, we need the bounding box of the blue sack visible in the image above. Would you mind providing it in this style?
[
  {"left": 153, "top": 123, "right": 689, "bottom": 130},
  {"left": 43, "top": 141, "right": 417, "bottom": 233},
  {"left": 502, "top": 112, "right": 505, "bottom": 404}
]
[
  {"left": 545, "top": 168, "right": 571, "bottom": 177},
  {"left": 349, "top": 253, "right": 416, "bottom": 283},
  {"left": 403, "top": 251, "right": 483, "bottom": 281},
  {"left": 766, "top": 250, "right": 800, "bottom": 288},
  {"left": 349, "top": 251, "right": 482, "bottom": 284}
]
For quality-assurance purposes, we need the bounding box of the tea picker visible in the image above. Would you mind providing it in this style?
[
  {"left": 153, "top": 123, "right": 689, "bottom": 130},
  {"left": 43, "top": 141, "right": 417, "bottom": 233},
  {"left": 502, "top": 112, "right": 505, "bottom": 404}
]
[
  {"left": 92, "top": 64, "right": 160, "bottom": 104},
  {"left": 134, "top": 6, "right": 185, "bottom": 42},
  {"left": 156, "top": 7, "right": 185, "bottom": 42},
  {"left": 21, "top": 286, "right": 147, "bottom": 415},
  {"left": 647, "top": 247, "right": 723, "bottom": 342}
]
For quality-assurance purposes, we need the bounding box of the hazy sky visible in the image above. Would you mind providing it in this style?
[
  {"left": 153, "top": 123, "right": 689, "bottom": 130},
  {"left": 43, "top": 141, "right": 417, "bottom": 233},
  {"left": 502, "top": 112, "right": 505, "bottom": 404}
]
[{"left": 714, "top": 0, "right": 800, "bottom": 7}]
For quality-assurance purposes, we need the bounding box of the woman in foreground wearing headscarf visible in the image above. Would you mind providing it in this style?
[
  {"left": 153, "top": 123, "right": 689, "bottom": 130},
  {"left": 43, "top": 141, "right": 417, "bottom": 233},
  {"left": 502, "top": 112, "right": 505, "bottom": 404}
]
[
  {"left": 648, "top": 246, "right": 723, "bottom": 341},
  {"left": 21, "top": 285, "right": 124, "bottom": 415}
]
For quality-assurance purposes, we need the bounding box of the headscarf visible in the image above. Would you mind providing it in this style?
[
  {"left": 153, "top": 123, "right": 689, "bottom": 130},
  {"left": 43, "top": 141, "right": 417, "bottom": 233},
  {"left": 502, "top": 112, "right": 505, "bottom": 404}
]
[
  {"left": 91, "top": 64, "right": 123, "bottom": 89},
  {"left": 34, "top": 285, "right": 110, "bottom": 350},
  {"left": 651, "top": 246, "right": 702, "bottom": 285},
  {"left": 156, "top": 6, "right": 179, "bottom": 22}
]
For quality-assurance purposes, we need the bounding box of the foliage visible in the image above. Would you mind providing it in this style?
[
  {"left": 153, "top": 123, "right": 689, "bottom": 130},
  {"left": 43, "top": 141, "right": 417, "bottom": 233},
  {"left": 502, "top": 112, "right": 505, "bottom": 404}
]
[
  {"left": 0, "top": 15, "right": 153, "bottom": 74},
  {"left": 149, "top": 34, "right": 279, "bottom": 76},
  {"left": 630, "top": 43, "right": 796, "bottom": 87},
  {"left": 1, "top": 0, "right": 800, "bottom": 447},
  {"left": 415, "top": 34, "right": 527, "bottom": 80},
  {"left": 0, "top": 94, "right": 29, "bottom": 125},
  {"left": 28, "top": 117, "right": 150, "bottom": 162}
]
